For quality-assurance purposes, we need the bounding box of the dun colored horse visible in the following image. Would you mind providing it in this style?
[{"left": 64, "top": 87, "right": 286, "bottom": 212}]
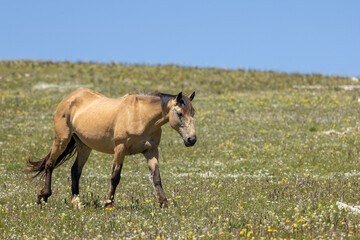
[{"left": 27, "top": 88, "right": 196, "bottom": 208}]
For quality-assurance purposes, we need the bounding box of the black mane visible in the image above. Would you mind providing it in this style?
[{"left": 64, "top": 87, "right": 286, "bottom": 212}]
[
  {"left": 133, "top": 91, "right": 192, "bottom": 115},
  {"left": 150, "top": 92, "right": 177, "bottom": 114}
]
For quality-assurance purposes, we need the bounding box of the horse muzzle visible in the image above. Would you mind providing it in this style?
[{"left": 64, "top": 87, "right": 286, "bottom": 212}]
[{"left": 184, "top": 136, "right": 197, "bottom": 147}]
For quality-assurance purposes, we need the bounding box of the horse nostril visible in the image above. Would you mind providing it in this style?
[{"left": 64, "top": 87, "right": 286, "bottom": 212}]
[{"left": 188, "top": 136, "right": 197, "bottom": 144}]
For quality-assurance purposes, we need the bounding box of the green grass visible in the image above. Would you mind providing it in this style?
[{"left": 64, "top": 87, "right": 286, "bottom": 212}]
[{"left": 1, "top": 60, "right": 360, "bottom": 239}]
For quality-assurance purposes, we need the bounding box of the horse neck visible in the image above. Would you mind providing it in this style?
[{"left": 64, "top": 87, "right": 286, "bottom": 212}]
[{"left": 142, "top": 96, "right": 170, "bottom": 130}]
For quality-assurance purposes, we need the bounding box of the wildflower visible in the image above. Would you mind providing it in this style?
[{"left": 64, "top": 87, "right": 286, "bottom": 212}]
[
  {"left": 240, "top": 231, "right": 244, "bottom": 235},
  {"left": 247, "top": 224, "right": 251, "bottom": 227},
  {"left": 177, "top": 196, "right": 181, "bottom": 199},
  {"left": 286, "top": 220, "right": 290, "bottom": 223},
  {"left": 293, "top": 224, "right": 297, "bottom": 228},
  {"left": 220, "top": 232, "right": 224, "bottom": 235}
]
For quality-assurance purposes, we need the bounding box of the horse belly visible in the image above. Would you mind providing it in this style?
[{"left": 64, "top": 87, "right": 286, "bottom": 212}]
[
  {"left": 72, "top": 113, "right": 116, "bottom": 154},
  {"left": 76, "top": 133, "right": 115, "bottom": 154}
]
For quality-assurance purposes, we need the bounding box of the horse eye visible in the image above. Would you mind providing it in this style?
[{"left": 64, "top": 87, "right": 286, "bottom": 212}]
[{"left": 177, "top": 112, "right": 183, "bottom": 118}]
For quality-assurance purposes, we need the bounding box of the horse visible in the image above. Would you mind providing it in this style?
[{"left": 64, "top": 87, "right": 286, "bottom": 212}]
[{"left": 26, "top": 88, "right": 196, "bottom": 208}]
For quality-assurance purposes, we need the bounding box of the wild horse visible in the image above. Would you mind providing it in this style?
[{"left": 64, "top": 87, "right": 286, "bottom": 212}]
[{"left": 27, "top": 88, "right": 196, "bottom": 208}]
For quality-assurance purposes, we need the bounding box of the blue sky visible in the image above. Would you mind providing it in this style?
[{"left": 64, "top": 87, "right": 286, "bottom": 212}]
[{"left": 1, "top": 1, "right": 359, "bottom": 76}]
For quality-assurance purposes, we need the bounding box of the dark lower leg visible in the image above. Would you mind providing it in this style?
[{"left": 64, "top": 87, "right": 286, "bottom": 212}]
[
  {"left": 105, "top": 164, "right": 122, "bottom": 208},
  {"left": 38, "top": 164, "right": 53, "bottom": 204},
  {"left": 151, "top": 165, "right": 168, "bottom": 207},
  {"left": 71, "top": 159, "right": 82, "bottom": 196}
]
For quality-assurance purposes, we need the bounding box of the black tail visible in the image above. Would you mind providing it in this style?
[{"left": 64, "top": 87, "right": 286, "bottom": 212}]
[{"left": 26, "top": 136, "right": 77, "bottom": 179}]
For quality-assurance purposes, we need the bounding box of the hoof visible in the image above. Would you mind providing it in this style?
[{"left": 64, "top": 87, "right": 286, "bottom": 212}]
[
  {"left": 104, "top": 200, "right": 113, "bottom": 209},
  {"left": 37, "top": 194, "right": 48, "bottom": 205},
  {"left": 160, "top": 199, "right": 169, "bottom": 208},
  {"left": 71, "top": 195, "right": 83, "bottom": 209}
]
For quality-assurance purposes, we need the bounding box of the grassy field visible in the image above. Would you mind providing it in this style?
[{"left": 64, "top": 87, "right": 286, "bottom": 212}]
[{"left": 1, "top": 60, "right": 360, "bottom": 239}]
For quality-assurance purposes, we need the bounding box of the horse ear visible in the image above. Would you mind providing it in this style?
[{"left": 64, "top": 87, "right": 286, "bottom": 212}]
[
  {"left": 189, "top": 91, "right": 195, "bottom": 101},
  {"left": 176, "top": 92, "right": 183, "bottom": 103}
]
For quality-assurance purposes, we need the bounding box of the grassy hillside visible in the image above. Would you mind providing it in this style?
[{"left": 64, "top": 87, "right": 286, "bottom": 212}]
[{"left": 1, "top": 60, "right": 360, "bottom": 239}]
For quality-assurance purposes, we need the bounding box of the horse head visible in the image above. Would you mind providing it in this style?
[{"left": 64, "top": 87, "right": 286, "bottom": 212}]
[{"left": 168, "top": 92, "right": 197, "bottom": 147}]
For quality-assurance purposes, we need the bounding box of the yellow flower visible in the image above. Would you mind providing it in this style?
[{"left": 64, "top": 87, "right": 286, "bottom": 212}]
[
  {"left": 220, "top": 232, "right": 224, "bottom": 235},
  {"left": 177, "top": 196, "right": 181, "bottom": 199},
  {"left": 293, "top": 224, "right": 297, "bottom": 228},
  {"left": 240, "top": 231, "right": 244, "bottom": 235},
  {"left": 247, "top": 224, "right": 251, "bottom": 226},
  {"left": 286, "top": 220, "right": 290, "bottom": 223}
]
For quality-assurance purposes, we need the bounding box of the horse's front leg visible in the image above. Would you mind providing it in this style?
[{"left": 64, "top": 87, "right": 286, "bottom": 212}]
[
  {"left": 105, "top": 144, "right": 125, "bottom": 208},
  {"left": 144, "top": 148, "right": 169, "bottom": 208}
]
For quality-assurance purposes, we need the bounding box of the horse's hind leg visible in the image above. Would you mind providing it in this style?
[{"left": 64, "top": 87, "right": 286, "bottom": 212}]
[
  {"left": 38, "top": 114, "right": 73, "bottom": 204},
  {"left": 71, "top": 136, "right": 92, "bottom": 208},
  {"left": 38, "top": 136, "right": 73, "bottom": 203}
]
